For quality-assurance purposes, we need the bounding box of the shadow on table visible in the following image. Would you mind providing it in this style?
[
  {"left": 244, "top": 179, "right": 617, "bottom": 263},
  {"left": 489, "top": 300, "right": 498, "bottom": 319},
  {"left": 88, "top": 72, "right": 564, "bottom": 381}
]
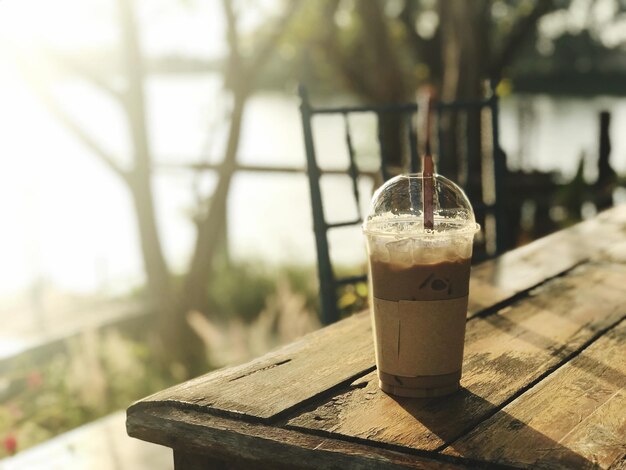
[
  {"left": 482, "top": 312, "right": 626, "bottom": 390},
  {"left": 387, "top": 315, "right": 626, "bottom": 467},
  {"left": 389, "top": 387, "right": 592, "bottom": 468}
]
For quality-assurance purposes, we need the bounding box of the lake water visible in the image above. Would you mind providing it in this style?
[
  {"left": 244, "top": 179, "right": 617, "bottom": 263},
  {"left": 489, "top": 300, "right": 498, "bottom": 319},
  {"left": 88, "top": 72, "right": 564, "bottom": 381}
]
[{"left": 1, "top": 69, "right": 626, "bottom": 297}]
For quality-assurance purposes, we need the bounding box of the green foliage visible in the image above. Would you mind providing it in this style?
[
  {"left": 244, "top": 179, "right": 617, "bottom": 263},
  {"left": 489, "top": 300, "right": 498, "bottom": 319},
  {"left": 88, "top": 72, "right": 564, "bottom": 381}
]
[
  {"left": 253, "top": 0, "right": 626, "bottom": 97},
  {"left": 206, "top": 261, "right": 318, "bottom": 323},
  {"left": 205, "top": 260, "right": 368, "bottom": 322},
  {"left": 0, "top": 329, "right": 174, "bottom": 458},
  {"left": 0, "top": 261, "right": 360, "bottom": 456},
  {"left": 207, "top": 262, "right": 276, "bottom": 322},
  {"left": 335, "top": 264, "right": 369, "bottom": 319},
  {"left": 338, "top": 281, "right": 369, "bottom": 318},
  {"left": 276, "top": 265, "right": 320, "bottom": 313}
]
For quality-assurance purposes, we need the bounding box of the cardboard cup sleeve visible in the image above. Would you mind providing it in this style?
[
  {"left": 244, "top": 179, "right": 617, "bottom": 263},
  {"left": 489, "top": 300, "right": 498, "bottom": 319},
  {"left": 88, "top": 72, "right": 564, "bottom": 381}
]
[{"left": 373, "top": 296, "right": 468, "bottom": 377}]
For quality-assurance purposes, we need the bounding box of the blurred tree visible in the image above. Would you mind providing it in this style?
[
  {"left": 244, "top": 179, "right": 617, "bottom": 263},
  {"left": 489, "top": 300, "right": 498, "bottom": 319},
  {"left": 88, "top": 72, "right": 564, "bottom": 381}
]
[
  {"left": 278, "top": 0, "right": 562, "bottom": 250},
  {"left": 262, "top": 0, "right": 626, "bottom": 100},
  {"left": 302, "top": 0, "right": 559, "bottom": 173},
  {"left": 297, "top": 0, "right": 562, "bottom": 97},
  {"left": 183, "top": 0, "right": 300, "bottom": 362},
  {"left": 14, "top": 0, "right": 300, "bottom": 377}
]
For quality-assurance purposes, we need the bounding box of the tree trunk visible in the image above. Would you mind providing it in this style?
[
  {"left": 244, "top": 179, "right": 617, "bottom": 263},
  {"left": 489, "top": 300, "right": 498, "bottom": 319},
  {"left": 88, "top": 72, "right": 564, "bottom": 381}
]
[
  {"left": 437, "top": 0, "right": 490, "bottom": 256},
  {"left": 183, "top": 89, "right": 247, "bottom": 314},
  {"left": 119, "top": 0, "right": 205, "bottom": 374},
  {"left": 438, "top": 0, "right": 485, "bottom": 176},
  {"left": 180, "top": 0, "right": 298, "bottom": 325},
  {"left": 127, "top": 177, "right": 205, "bottom": 374}
]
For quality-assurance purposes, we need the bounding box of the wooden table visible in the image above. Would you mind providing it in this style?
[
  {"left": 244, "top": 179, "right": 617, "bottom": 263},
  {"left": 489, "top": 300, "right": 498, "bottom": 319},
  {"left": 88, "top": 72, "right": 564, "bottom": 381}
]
[{"left": 127, "top": 206, "right": 626, "bottom": 469}]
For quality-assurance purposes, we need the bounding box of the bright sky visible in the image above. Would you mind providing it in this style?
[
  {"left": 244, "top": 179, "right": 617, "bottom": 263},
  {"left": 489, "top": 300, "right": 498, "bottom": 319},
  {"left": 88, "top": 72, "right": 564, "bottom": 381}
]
[
  {"left": 0, "top": 0, "right": 279, "bottom": 58},
  {"left": 0, "top": 0, "right": 217, "bottom": 56},
  {"left": 0, "top": 0, "right": 223, "bottom": 297},
  {"left": 0, "top": 0, "right": 282, "bottom": 299}
]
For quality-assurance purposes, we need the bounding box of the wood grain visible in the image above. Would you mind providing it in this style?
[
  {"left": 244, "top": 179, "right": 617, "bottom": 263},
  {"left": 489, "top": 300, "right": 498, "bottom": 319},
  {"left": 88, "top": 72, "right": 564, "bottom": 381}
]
[
  {"left": 128, "top": 406, "right": 469, "bottom": 470},
  {"left": 610, "top": 457, "right": 626, "bottom": 470},
  {"left": 287, "top": 263, "right": 626, "bottom": 455},
  {"left": 444, "top": 320, "right": 626, "bottom": 469},
  {"left": 468, "top": 205, "right": 626, "bottom": 315},
  {"left": 130, "top": 311, "right": 375, "bottom": 421}
]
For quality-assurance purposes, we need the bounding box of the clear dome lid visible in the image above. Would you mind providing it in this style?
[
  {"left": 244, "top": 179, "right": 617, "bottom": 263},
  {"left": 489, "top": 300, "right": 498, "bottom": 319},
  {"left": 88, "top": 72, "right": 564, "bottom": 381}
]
[{"left": 363, "top": 173, "right": 479, "bottom": 237}]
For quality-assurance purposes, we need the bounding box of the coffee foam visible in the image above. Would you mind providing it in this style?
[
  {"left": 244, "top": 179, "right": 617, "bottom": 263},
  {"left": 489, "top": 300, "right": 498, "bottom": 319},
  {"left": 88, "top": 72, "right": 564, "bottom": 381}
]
[
  {"left": 367, "top": 234, "right": 473, "bottom": 266},
  {"left": 364, "top": 213, "right": 476, "bottom": 266},
  {"left": 363, "top": 212, "right": 477, "bottom": 236}
]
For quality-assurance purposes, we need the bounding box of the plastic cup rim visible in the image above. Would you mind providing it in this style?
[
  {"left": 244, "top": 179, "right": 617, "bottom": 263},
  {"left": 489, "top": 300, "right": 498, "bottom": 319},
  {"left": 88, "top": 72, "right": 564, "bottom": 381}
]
[{"left": 363, "top": 220, "right": 481, "bottom": 237}]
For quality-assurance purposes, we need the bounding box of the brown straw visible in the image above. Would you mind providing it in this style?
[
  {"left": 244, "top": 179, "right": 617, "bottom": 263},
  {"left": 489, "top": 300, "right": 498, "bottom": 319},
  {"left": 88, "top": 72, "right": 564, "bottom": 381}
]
[
  {"left": 422, "top": 92, "right": 434, "bottom": 230},
  {"left": 423, "top": 154, "right": 434, "bottom": 230}
]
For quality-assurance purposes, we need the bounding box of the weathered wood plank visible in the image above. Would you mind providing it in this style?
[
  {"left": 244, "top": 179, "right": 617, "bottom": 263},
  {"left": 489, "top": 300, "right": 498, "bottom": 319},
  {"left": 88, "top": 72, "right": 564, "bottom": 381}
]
[
  {"left": 286, "top": 263, "right": 626, "bottom": 455},
  {"left": 610, "top": 457, "right": 626, "bottom": 470},
  {"left": 131, "top": 311, "right": 375, "bottom": 421},
  {"left": 444, "top": 320, "right": 626, "bottom": 469},
  {"left": 468, "top": 205, "right": 626, "bottom": 314},
  {"left": 130, "top": 206, "right": 626, "bottom": 423},
  {"left": 128, "top": 406, "right": 469, "bottom": 470}
]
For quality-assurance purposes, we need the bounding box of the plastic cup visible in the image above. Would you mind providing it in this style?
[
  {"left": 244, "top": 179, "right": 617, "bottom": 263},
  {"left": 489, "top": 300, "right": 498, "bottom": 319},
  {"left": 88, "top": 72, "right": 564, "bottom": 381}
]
[{"left": 363, "top": 173, "right": 480, "bottom": 398}]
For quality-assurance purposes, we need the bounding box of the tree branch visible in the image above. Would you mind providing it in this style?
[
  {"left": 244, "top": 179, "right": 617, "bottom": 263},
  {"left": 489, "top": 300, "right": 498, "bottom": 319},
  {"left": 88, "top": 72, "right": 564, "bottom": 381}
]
[
  {"left": 43, "top": 48, "right": 125, "bottom": 102},
  {"left": 398, "top": 0, "right": 422, "bottom": 56},
  {"left": 246, "top": 0, "right": 301, "bottom": 77},
  {"left": 398, "top": 2, "right": 443, "bottom": 84},
  {"left": 12, "top": 49, "right": 129, "bottom": 182},
  {"left": 221, "top": 0, "right": 242, "bottom": 76},
  {"left": 313, "top": 0, "right": 379, "bottom": 99},
  {"left": 490, "top": 0, "right": 558, "bottom": 79},
  {"left": 183, "top": 0, "right": 302, "bottom": 309},
  {"left": 222, "top": 0, "right": 301, "bottom": 89},
  {"left": 354, "top": 0, "right": 407, "bottom": 100}
]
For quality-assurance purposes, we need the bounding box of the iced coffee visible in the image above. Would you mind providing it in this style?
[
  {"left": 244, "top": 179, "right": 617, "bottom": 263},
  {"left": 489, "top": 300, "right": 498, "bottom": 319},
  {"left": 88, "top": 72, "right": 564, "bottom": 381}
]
[{"left": 363, "top": 174, "right": 479, "bottom": 398}]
